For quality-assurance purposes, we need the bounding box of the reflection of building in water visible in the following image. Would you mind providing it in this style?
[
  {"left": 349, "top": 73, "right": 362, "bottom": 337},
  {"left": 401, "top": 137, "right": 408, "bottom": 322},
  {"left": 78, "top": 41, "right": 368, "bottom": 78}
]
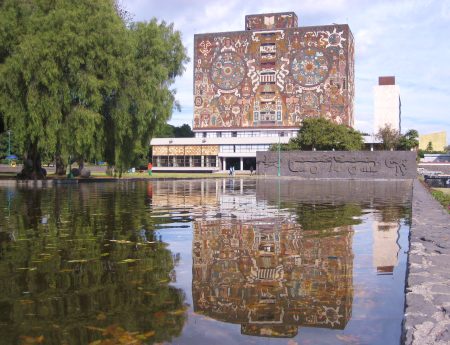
[
  {"left": 151, "top": 179, "right": 295, "bottom": 222},
  {"left": 192, "top": 220, "right": 354, "bottom": 337},
  {"left": 372, "top": 220, "right": 400, "bottom": 275}
]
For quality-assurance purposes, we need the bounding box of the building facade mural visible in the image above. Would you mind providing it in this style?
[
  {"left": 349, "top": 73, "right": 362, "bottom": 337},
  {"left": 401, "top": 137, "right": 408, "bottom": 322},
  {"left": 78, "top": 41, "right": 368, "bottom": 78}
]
[{"left": 193, "top": 12, "right": 354, "bottom": 130}]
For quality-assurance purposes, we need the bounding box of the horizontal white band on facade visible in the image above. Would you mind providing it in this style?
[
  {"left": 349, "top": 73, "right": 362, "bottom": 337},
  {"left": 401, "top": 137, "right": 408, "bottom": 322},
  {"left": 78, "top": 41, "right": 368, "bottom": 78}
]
[
  {"left": 192, "top": 128, "right": 298, "bottom": 132},
  {"left": 152, "top": 167, "right": 220, "bottom": 171},
  {"left": 218, "top": 152, "right": 257, "bottom": 158},
  {"left": 150, "top": 137, "right": 290, "bottom": 146}
]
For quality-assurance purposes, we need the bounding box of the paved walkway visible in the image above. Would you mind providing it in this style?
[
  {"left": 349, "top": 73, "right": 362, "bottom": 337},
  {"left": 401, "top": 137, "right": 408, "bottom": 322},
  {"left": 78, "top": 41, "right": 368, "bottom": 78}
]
[{"left": 403, "top": 180, "right": 450, "bottom": 344}]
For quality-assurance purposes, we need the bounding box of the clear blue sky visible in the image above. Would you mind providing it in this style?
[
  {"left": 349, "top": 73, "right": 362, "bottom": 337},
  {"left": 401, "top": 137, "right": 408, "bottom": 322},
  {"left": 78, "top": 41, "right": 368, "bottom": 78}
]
[{"left": 123, "top": 0, "right": 450, "bottom": 141}]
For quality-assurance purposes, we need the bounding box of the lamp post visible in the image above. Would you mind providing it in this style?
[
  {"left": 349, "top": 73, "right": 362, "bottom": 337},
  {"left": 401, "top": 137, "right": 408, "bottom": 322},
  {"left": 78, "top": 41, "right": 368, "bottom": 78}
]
[
  {"left": 7, "top": 130, "right": 11, "bottom": 165},
  {"left": 277, "top": 135, "right": 281, "bottom": 177},
  {"left": 7, "top": 130, "right": 11, "bottom": 157}
]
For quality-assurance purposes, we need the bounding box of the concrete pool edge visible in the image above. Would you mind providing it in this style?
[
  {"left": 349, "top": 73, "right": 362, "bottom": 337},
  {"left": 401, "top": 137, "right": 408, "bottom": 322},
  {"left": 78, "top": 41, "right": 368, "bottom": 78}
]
[{"left": 403, "top": 179, "right": 450, "bottom": 344}]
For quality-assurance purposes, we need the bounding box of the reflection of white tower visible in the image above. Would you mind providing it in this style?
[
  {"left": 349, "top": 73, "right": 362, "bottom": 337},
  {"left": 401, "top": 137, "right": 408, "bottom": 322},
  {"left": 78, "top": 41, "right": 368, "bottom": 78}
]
[
  {"left": 372, "top": 220, "right": 400, "bottom": 275},
  {"left": 373, "top": 76, "right": 401, "bottom": 133}
]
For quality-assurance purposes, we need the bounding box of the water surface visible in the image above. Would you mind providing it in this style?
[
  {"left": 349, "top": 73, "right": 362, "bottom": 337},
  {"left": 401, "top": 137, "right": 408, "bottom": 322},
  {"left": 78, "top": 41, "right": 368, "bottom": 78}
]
[{"left": 0, "top": 179, "right": 412, "bottom": 345}]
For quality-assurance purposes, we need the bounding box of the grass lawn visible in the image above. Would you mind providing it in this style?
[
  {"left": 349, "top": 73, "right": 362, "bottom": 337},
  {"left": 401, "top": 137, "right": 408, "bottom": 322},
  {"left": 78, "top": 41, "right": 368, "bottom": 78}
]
[
  {"left": 90, "top": 171, "right": 232, "bottom": 179},
  {"left": 430, "top": 188, "right": 450, "bottom": 213}
]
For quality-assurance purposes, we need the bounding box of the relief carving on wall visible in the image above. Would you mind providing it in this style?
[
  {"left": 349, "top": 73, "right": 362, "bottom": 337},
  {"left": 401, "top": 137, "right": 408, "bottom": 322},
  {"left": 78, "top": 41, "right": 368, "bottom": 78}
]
[{"left": 257, "top": 152, "right": 415, "bottom": 178}]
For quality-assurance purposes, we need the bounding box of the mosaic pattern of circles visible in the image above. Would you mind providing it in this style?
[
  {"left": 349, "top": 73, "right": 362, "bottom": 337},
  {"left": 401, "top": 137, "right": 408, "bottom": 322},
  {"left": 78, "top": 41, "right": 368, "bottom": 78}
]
[
  {"left": 291, "top": 48, "right": 330, "bottom": 87},
  {"left": 210, "top": 52, "right": 246, "bottom": 90}
]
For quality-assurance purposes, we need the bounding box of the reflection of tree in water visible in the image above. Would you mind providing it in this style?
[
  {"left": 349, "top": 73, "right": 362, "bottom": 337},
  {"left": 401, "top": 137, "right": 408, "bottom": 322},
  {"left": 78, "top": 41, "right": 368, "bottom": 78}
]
[
  {"left": 192, "top": 219, "right": 354, "bottom": 338},
  {"left": 378, "top": 204, "right": 410, "bottom": 224},
  {"left": 0, "top": 183, "right": 186, "bottom": 345},
  {"left": 282, "top": 203, "right": 362, "bottom": 231}
]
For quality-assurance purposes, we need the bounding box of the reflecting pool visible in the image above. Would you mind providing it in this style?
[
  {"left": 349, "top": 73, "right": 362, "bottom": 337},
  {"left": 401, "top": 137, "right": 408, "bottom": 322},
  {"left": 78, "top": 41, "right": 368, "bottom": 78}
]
[{"left": 0, "top": 179, "right": 412, "bottom": 345}]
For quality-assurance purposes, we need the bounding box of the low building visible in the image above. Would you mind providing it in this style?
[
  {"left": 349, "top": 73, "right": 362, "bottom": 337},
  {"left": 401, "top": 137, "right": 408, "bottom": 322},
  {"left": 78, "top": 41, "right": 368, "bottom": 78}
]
[
  {"left": 419, "top": 131, "right": 447, "bottom": 152},
  {"left": 151, "top": 133, "right": 291, "bottom": 172}
]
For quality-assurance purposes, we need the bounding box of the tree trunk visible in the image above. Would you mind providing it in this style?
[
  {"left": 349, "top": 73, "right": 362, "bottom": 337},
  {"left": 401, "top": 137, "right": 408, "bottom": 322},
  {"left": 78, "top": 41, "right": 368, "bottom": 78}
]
[
  {"left": 78, "top": 159, "right": 84, "bottom": 172},
  {"left": 55, "top": 154, "right": 66, "bottom": 175},
  {"left": 19, "top": 142, "right": 46, "bottom": 179}
]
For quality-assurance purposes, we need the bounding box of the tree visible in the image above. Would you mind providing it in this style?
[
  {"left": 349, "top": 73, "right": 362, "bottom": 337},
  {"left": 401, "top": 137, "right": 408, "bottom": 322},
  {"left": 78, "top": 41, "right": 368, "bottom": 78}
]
[
  {"left": 279, "top": 117, "right": 364, "bottom": 151},
  {"left": 397, "top": 129, "right": 419, "bottom": 151},
  {"left": 0, "top": 0, "right": 188, "bottom": 178},
  {"left": 101, "top": 19, "right": 188, "bottom": 176},
  {"left": 426, "top": 141, "right": 433, "bottom": 152},
  {"left": 375, "top": 124, "right": 400, "bottom": 150},
  {"left": 445, "top": 145, "right": 450, "bottom": 153},
  {"left": 174, "top": 124, "right": 194, "bottom": 138},
  {"left": 154, "top": 123, "right": 194, "bottom": 138}
]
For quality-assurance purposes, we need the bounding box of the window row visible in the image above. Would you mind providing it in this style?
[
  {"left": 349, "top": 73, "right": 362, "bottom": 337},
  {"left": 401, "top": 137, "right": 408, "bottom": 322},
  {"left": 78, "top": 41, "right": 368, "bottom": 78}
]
[
  {"left": 195, "top": 131, "right": 298, "bottom": 138},
  {"left": 220, "top": 144, "right": 270, "bottom": 153},
  {"left": 153, "top": 156, "right": 217, "bottom": 168}
]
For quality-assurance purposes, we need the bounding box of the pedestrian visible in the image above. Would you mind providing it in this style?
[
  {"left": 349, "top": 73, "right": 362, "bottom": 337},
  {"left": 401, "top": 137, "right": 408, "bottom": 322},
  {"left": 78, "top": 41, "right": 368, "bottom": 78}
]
[
  {"left": 250, "top": 166, "right": 254, "bottom": 175},
  {"left": 147, "top": 162, "right": 152, "bottom": 176},
  {"left": 229, "top": 166, "right": 232, "bottom": 176}
]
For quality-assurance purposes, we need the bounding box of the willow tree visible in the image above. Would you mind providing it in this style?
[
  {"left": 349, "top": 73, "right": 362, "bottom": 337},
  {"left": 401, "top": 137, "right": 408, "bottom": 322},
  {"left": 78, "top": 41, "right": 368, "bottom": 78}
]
[
  {"left": 0, "top": 0, "right": 188, "bottom": 178},
  {"left": 104, "top": 20, "right": 188, "bottom": 175}
]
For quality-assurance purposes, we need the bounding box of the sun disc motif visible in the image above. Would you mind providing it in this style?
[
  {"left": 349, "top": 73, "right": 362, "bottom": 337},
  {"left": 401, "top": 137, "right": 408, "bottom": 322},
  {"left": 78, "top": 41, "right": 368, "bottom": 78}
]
[
  {"left": 211, "top": 53, "right": 246, "bottom": 90},
  {"left": 291, "top": 48, "right": 329, "bottom": 87}
]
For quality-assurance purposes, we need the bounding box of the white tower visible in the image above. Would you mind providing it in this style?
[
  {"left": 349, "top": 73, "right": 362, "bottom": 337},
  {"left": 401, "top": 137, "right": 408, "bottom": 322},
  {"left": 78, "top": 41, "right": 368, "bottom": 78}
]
[{"left": 373, "top": 76, "right": 401, "bottom": 134}]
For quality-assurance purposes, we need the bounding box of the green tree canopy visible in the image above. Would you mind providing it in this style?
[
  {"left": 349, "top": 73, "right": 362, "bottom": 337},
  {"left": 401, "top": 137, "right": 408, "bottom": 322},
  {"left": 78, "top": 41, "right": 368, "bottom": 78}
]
[
  {"left": 271, "top": 117, "right": 364, "bottom": 151},
  {"left": 397, "top": 129, "right": 419, "bottom": 150},
  {"left": 375, "top": 124, "right": 400, "bottom": 150},
  {"left": 0, "top": 0, "right": 188, "bottom": 178},
  {"left": 154, "top": 123, "right": 194, "bottom": 138}
]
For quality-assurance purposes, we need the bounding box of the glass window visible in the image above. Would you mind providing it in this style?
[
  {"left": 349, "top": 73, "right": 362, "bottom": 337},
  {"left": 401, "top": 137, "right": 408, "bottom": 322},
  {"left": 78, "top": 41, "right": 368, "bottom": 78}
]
[
  {"left": 175, "top": 156, "right": 186, "bottom": 167},
  {"left": 157, "top": 156, "right": 169, "bottom": 167},
  {"left": 205, "top": 156, "right": 216, "bottom": 167},
  {"left": 192, "top": 156, "right": 201, "bottom": 167}
]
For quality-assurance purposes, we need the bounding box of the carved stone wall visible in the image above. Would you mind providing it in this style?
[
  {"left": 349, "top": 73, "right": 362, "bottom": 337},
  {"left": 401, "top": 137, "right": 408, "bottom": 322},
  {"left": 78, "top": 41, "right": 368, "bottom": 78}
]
[{"left": 256, "top": 151, "right": 417, "bottom": 179}]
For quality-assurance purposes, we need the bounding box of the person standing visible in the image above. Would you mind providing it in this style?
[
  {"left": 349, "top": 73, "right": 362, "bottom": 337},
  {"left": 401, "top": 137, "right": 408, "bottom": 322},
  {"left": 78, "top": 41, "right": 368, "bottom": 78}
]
[
  {"left": 147, "top": 162, "right": 153, "bottom": 176},
  {"left": 250, "top": 166, "right": 254, "bottom": 175}
]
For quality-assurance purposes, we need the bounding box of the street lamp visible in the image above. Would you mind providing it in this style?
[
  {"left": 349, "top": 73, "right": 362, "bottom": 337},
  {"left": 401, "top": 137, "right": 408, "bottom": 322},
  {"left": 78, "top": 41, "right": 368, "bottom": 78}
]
[
  {"left": 7, "top": 130, "right": 11, "bottom": 157},
  {"left": 277, "top": 135, "right": 281, "bottom": 177}
]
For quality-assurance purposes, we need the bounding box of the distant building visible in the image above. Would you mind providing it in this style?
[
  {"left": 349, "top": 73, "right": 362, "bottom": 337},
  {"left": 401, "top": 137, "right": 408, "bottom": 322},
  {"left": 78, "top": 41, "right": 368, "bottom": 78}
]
[
  {"left": 419, "top": 131, "right": 447, "bottom": 151},
  {"left": 151, "top": 11, "right": 355, "bottom": 172},
  {"left": 373, "top": 76, "right": 401, "bottom": 134}
]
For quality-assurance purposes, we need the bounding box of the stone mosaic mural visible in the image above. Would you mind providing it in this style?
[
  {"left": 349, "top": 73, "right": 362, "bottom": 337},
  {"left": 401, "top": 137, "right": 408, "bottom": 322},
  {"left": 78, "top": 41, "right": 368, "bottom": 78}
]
[{"left": 193, "top": 12, "right": 354, "bottom": 129}]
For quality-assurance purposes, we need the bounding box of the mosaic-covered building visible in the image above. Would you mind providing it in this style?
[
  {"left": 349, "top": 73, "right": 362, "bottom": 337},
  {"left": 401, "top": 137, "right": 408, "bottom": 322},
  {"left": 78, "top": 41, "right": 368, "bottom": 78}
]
[
  {"left": 194, "top": 12, "right": 354, "bottom": 130},
  {"left": 151, "top": 12, "right": 354, "bottom": 172}
]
